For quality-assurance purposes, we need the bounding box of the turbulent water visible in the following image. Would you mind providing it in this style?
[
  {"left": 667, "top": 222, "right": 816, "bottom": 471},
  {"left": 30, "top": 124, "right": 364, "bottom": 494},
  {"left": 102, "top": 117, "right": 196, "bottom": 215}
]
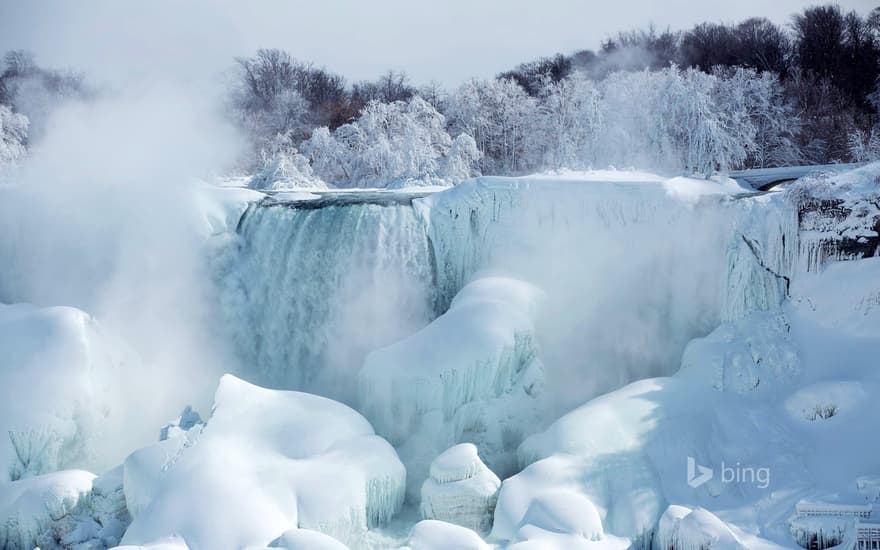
[
  {"left": 216, "top": 178, "right": 797, "bottom": 412},
  {"left": 217, "top": 192, "right": 440, "bottom": 401}
]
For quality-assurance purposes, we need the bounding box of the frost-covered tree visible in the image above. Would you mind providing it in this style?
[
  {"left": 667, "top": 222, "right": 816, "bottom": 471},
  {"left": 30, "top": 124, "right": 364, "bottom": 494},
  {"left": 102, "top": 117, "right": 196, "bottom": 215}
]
[
  {"left": 249, "top": 131, "right": 325, "bottom": 190},
  {"left": 302, "top": 96, "right": 476, "bottom": 187},
  {"left": 446, "top": 78, "right": 540, "bottom": 174},
  {"left": 713, "top": 68, "right": 800, "bottom": 168},
  {"left": 442, "top": 133, "right": 481, "bottom": 181},
  {"left": 0, "top": 104, "right": 28, "bottom": 170},
  {"left": 0, "top": 50, "right": 87, "bottom": 143},
  {"left": 536, "top": 74, "right": 603, "bottom": 169},
  {"left": 848, "top": 127, "right": 880, "bottom": 162}
]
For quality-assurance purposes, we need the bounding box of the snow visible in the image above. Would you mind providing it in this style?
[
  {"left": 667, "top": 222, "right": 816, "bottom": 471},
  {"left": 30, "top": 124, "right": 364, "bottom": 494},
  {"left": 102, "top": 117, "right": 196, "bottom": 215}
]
[
  {"left": 408, "top": 520, "right": 489, "bottom": 550},
  {"left": 494, "top": 236, "right": 880, "bottom": 550},
  {"left": 678, "top": 311, "right": 799, "bottom": 393},
  {"left": 0, "top": 469, "right": 94, "bottom": 550},
  {"left": 268, "top": 528, "right": 351, "bottom": 549},
  {"left": 359, "top": 275, "right": 545, "bottom": 495},
  {"left": 3, "top": 164, "right": 880, "bottom": 549},
  {"left": 120, "top": 375, "right": 405, "bottom": 549},
  {"left": 655, "top": 505, "right": 746, "bottom": 550},
  {"left": 420, "top": 443, "right": 500, "bottom": 534},
  {"left": 0, "top": 303, "right": 133, "bottom": 480}
]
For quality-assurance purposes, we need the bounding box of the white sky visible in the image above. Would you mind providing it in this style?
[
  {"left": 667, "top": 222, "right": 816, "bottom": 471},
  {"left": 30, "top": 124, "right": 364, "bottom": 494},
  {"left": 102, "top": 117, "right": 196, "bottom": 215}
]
[{"left": 0, "top": 0, "right": 875, "bottom": 88}]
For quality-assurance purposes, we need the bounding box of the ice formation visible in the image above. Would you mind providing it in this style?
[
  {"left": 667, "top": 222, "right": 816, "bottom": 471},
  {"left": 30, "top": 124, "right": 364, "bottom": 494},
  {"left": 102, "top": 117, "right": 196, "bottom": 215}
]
[
  {"left": 420, "top": 443, "right": 501, "bottom": 534},
  {"left": 120, "top": 375, "right": 405, "bottom": 549},
  {"left": 0, "top": 469, "right": 94, "bottom": 550},
  {"left": 0, "top": 303, "right": 131, "bottom": 480},
  {"left": 157, "top": 406, "right": 204, "bottom": 442},
  {"left": 678, "top": 311, "right": 799, "bottom": 393},
  {"left": 654, "top": 505, "right": 746, "bottom": 550},
  {"left": 794, "top": 163, "right": 880, "bottom": 272},
  {"left": 408, "top": 519, "right": 490, "bottom": 550},
  {"left": 359, "top": 275, "right": 545, "bottom": 494},
  {"left": 218, "top": 193, "right": 438, "bottom": 395}
]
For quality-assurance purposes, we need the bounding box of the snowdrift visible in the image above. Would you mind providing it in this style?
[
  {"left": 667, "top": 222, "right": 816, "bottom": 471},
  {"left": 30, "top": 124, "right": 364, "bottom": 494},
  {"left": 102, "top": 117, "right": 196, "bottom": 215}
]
[
  {"left": 497, "top": 253, "right": 880, "bottom": 549},
  {"left": 420, "top": 443, "right": 501, "bottom": 534},
  {"left": 359, "top": 275, "right": 545, "bottom": 496},
  {"left": 120, "top": 375, "right": 405, "bottom": 549}
]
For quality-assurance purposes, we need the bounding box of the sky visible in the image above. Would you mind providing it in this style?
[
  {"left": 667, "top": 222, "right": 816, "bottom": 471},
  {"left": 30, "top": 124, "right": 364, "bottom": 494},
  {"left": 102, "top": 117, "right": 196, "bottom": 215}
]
[{"left": 0, "top": 0, "right": 876, "bottom": 88}]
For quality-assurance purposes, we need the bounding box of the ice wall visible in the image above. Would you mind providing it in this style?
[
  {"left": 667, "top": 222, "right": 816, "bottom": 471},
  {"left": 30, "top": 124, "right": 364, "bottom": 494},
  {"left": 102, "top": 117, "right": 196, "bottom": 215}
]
[
  {"left": 219, "top": 173, "right": 798, "bottom": 414},
  {"left": 217, "top": 194, "right": 439, "bottom": 398},
  {"left": 416, "top": 174, "right": 796, "bottom": 410}
]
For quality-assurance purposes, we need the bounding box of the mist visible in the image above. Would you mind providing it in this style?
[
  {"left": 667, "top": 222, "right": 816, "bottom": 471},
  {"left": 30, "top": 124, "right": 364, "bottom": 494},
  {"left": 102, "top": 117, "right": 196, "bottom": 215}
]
[{"left": 0, "top": 83, "right": 245, "bottom": 467}]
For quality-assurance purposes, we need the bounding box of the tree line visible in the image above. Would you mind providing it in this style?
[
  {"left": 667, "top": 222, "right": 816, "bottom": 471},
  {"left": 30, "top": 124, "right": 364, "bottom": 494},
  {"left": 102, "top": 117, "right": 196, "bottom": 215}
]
[{"left": 1, "top": 4, "right": 878, "bottom": 186}]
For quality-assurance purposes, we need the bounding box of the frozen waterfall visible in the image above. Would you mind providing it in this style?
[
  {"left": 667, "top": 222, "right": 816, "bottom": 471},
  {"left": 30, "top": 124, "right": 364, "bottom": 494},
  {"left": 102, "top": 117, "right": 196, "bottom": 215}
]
[{"left": 216, "top": 175, "right": 798, "bottom": 414}]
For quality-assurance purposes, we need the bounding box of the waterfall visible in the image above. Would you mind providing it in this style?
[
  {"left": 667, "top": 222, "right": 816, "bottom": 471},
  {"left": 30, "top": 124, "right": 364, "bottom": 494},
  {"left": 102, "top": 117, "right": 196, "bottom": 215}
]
[
  {"left": 216, "top": 178, "right": 798, "bottom": 412},
  {"left": 216, "top": 194, "right": 439, "bottom": 401}
]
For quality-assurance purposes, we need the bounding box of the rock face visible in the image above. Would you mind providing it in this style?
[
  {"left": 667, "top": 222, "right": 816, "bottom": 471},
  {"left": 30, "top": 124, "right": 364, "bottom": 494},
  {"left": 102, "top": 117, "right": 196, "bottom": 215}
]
[
  {"left": 799, "top": 196, "right": 880, "bottom": 271},
  {"left": 420, "top": 444, "right": 500, "bottom": 535}
]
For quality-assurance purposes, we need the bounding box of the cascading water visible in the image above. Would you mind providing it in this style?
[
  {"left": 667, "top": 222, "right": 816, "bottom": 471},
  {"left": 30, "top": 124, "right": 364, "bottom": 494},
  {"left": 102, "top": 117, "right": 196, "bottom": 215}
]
[
  {"left": 216, "top": 176, "right": 799, "bottom": 414},
  {"left": 215, "top": 192, "right": 440, "bottom": 401}
]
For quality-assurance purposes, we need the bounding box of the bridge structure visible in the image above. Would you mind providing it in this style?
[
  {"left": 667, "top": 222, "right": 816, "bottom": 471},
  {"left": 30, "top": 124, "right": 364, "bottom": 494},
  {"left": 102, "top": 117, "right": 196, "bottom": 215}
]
[{"left": 729, "top": 163, "right": 867, "bottom": 191}]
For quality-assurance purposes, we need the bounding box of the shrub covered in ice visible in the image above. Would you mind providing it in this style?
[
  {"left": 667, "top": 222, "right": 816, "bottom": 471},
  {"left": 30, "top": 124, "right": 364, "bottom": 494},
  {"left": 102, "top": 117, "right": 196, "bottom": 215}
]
[
  {"left": 0, "top": 469, "right": 94, "bottom": 550},
  {"left": 359, "top": 275, "right": 546, "bottom": 494},
  {"left": 408, "top": 519, "right": 489, "bottom": 550},
  {"left": 420, "top": 443, "right": 500, "bottom": 534},
  {"left": 120, "top": 375, "right": 405, "bottom": 549}
]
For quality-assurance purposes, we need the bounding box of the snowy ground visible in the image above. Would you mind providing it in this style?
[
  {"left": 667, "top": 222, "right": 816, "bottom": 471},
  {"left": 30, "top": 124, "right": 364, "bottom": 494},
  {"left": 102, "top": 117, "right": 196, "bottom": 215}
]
[{"left": 0, "top": 165, "right": 877, "bottom": 549}]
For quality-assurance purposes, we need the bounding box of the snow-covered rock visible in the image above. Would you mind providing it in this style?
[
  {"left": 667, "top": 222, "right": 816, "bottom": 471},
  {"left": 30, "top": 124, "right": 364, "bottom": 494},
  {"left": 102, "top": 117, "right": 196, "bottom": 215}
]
[
  {"left": 158, "top": 406, "right": 204, "bottom": 442},
  {"left": 120, "top": 375, "right": 405, "bottom": 549},
  {"left": 0, "top": 469, "right": 95, "bottom": 550},
  {"left": 792, "top": 162, "right": 880, "bottom": 272},
  {"left": 420, "top": 444, "right": 500, "bottom": 534},
  {"left": 359, "top": 275, "right": 545, "bottom": 494},
  {"left": 33, "top": 465, "right": 131, "bottom": 549},
  {"left": 408, "top": 519, "right": 489, "bottom": 550},
  {"left": 654, "top": 505, "right": 746, "bottom": 550}
]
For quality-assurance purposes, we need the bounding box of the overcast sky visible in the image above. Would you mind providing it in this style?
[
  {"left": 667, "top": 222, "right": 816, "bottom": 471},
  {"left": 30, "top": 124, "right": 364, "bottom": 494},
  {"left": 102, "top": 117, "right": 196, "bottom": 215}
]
[{"left": 1, "top": 0, "right": 875, "bottom": 88}]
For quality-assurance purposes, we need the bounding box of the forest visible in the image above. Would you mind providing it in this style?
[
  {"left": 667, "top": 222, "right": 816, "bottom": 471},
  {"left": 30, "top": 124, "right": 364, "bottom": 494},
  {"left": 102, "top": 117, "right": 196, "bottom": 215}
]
[{"left": 1, "top": 4, "right": 878, "bottom": 187}]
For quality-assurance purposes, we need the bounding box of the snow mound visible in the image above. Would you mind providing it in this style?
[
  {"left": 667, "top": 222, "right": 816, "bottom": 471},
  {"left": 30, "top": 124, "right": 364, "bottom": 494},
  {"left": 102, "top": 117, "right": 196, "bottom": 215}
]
[
  {"left": 269, "top": 528, "right": 350, "bottom": 549},
  {"left": 359, "top": 275, "right": 545, "bottom": 495},
  {"left": 420, "top": 443, "right": 500, "bottom": 534},
  {"left": 789, "top": 256, "right": 880, "bottom": 337},
  {"left": 120, "top": 375, "right": 405, "bottom": 549},
  {"left": 678, "top": 311, "right": 799, "bottom": 393},
  {"left": 655, "top": 505, "right": 745, "bottom": 550},
  {"left": 0, "top": 303, "right": 131, "bottom": 480},
  {"left": 0, "top": 469, "right": 95, "bottom": 550},
  {"left": 408, "top": 519, "right": 489, "bottom": 550},
  {"left": 48, "top": 465, "right": 132, "bottom": 550}
]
